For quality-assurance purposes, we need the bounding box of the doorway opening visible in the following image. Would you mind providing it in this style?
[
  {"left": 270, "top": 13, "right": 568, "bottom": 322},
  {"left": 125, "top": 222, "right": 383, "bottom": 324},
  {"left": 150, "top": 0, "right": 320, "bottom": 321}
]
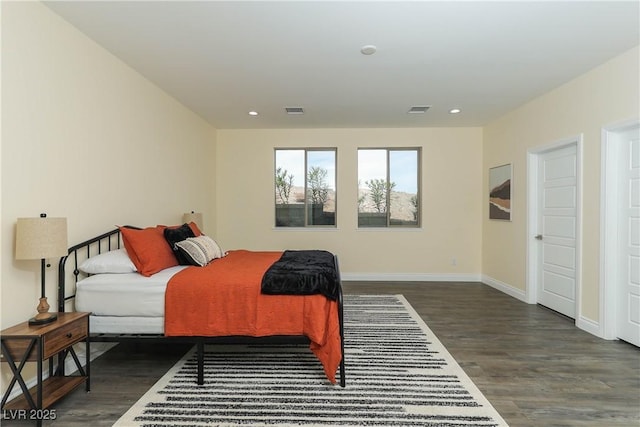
[{"left": 601, "top": 120, "right": 640, "bottom": 346}]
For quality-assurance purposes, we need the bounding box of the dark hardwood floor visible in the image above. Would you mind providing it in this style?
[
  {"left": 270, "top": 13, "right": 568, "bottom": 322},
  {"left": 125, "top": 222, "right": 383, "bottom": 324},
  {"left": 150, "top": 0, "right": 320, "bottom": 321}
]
[{"left": 2, "top": 282, "right": 638, "bottom": 426}]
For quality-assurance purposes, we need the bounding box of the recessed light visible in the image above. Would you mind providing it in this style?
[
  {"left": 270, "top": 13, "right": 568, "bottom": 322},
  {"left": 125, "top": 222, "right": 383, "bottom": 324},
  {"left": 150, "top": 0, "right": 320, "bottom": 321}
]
[
  {"left": 360, "top": 45, "right": 377, "bottom": 55},
  {"left": 248, "top": 111, "right": 259, "bottom": 116},
  {"left": 449, "top": 108, "right": 461, "bottom": 114}
]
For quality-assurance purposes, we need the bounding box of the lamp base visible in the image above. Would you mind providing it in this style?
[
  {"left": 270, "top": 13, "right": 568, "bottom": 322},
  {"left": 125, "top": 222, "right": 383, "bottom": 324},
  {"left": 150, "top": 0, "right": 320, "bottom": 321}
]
[
  {"left": 28, "top": 296, "right": 57, "bottom": 325},
  {"left": 29, "top": 313, "right": 58, "bottom": 325}
]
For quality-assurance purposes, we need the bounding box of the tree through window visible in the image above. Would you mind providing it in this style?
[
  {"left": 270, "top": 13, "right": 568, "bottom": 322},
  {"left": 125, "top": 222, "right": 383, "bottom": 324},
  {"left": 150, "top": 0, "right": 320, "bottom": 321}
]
[
  {"left": 274, "top": 149, "right": 337, "bottom": 227},
  {"left": 358, "top": 148, "right": 420, "bottom": 227}
]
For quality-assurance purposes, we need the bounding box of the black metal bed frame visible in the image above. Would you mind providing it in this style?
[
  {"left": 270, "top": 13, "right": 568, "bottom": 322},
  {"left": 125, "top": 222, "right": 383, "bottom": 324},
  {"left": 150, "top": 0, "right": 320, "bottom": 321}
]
[{"left": 57, "top": 227, "right": 346, "bottom": 387}]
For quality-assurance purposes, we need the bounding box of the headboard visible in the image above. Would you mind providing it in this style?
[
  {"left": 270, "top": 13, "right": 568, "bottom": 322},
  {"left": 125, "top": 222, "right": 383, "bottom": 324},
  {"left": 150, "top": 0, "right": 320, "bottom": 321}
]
[{"left": 57, "top": 228, "right": 125, "bottom": 313}]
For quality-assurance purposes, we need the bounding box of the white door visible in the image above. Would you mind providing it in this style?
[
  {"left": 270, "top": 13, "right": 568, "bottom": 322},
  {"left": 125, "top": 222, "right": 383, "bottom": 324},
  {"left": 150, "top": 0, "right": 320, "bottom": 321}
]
[
  {"left": 617, "top": 128, "right": 640, "bottom": 346},
  {"left": 537, "top": 144, "right": 578, "bottom": 318}
]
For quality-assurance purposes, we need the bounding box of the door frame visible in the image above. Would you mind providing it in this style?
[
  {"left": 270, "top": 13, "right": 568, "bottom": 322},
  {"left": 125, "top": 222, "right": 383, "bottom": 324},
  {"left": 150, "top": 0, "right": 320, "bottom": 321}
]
[
  {"left": 526, "top": 136, "right": 583, "bottom": 323},
  {"left": 601, "top": 118, "right": 640, "bottom": 340}
]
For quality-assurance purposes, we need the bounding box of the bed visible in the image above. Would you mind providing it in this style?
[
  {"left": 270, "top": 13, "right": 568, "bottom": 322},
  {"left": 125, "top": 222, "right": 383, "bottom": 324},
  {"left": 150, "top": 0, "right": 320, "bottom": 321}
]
[{"left": 57, "top": 225, "right": 345, "bottom": 387}]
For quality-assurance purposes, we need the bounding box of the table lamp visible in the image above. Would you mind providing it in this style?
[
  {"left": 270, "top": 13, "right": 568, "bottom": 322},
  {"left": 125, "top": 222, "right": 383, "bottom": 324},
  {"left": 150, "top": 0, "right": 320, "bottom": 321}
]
[
  {"left": 15, "top": 214, "right": 68, "bottom": 325},
  {"left": 183, "top": 211, "right": 203, "bottom": 230}
]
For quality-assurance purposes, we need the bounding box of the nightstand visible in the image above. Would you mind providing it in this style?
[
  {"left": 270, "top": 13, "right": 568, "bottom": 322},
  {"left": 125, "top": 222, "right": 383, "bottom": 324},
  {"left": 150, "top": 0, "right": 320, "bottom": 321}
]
[{"left": 1, "top": 312, "right": 90, "bottom": 426}]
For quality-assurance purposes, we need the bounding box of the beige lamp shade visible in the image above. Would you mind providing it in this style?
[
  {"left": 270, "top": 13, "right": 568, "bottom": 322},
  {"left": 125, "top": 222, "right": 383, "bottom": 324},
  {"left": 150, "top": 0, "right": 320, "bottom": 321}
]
[
  {"left": 15, "top": 217, "right": 68, "bottom": 260},
  {"left": 183, "top": 212, "right": 203, "bottom": 230}
]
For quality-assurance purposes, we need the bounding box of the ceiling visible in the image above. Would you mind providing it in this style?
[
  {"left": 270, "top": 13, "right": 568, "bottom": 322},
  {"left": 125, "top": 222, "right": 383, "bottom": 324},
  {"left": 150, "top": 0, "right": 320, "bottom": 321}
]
[{"left": 44, "top": 1, "right": 639, "bottom": 129}]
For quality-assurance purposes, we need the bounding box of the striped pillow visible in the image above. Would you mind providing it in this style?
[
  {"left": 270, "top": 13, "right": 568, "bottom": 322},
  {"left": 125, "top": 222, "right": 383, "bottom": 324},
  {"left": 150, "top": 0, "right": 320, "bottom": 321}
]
[{"left": 175, "top": 235, "right": 225, "bottom": 267}]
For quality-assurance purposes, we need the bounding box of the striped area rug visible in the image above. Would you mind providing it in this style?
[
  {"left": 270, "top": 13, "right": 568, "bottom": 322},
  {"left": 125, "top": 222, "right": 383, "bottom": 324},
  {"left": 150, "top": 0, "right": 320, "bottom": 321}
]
[{"left": 114, "top": 295, "right": 508, "bottom": 426}]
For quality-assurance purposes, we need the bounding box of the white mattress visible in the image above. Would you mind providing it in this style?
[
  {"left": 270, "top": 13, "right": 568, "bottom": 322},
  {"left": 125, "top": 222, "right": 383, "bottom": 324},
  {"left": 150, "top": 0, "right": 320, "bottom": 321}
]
[
  {"left": 75, "top": 266, "right": 187, "bottom": 317},
  {"left": 89, "top": 316, "right": 165, "bottom": 334}
]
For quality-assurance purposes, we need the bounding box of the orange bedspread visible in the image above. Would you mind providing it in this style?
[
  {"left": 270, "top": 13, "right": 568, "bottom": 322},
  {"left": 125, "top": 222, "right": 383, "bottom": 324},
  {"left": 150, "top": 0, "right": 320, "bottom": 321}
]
[{"left": 164, "top": 250, "right": 342, "bottom": 384}]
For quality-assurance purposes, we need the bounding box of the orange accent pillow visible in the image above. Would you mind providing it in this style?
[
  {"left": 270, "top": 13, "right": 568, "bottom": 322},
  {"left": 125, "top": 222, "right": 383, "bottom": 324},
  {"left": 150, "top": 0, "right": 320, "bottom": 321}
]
[
  {"left": 120, "top": 226, "right": 178, "bottom": 277},
  {"left": 186, "top": 221, "right": 202, "bottom": 236}
]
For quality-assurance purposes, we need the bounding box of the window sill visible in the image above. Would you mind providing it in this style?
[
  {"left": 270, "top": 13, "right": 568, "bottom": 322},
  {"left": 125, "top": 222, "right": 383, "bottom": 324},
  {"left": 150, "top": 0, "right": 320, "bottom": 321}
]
[
  {"left": 272, "top": 227, "right": 339, "bottom": 232},
  {"left": 356, "top": 227, "right": 423, "bottom": 232}
]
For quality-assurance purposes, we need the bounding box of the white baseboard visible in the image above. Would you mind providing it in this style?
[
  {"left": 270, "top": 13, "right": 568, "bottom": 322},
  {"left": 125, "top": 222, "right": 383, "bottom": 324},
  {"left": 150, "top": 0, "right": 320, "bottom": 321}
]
[
  {"left": 481, "top": 275, "right": 528, "bottom": 303},
  {"left": 344, "top": 273, "right": 610, "bottom": 341},
  {"left": 342, "top": 273, "right": 482, "bottom": 282},
  {"left": 576, "top": 315, "right": 603, "bottom": 338},
  {"left": 482, "top": 275, "right": 606, "bottom": 339}
]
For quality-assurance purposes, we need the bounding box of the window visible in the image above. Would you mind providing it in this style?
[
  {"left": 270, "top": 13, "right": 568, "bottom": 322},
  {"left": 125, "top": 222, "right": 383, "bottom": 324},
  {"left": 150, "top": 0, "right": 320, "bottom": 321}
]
[
  {"left": 358, "top": 148, "right": 420, "bottom": 227},
  {"left": 274, "top": 148, "right": 337, "bottom": 227}
]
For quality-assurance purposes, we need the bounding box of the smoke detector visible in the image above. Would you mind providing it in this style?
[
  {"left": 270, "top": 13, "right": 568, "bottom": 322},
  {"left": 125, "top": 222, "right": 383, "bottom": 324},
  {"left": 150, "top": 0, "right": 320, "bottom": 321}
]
[{"left": 360, "top": 45, "right": 377, "bottom": 55}]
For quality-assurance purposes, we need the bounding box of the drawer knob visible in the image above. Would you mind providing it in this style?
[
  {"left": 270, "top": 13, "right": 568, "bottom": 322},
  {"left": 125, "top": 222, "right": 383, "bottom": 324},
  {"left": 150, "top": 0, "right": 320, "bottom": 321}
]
[{"left": 66, "top": 333, "right": 72, "bottom": 338}]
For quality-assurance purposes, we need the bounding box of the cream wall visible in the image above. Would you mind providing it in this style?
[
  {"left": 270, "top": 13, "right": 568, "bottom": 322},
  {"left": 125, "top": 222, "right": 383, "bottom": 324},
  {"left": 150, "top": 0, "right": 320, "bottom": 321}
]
[
  {"left": 1, "top": 2, "right": 635, "bottom": 402},
  {"left": 216, "top": 128, "right": 483, "bottom": 279},
  {"left": 482, "top": 46, "right": 639, "bottom": 328},
  {"left": 1, "top": 2, "right": 217, "bottom": 329}
]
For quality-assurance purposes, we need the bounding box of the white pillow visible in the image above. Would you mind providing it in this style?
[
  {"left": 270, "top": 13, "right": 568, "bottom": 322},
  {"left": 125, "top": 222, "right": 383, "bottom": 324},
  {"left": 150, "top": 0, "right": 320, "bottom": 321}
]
[
  {"left": 79, "top": 248, "right": 137, "bottom": 274},
  {"left": 175, "top": 235, "right": 225, "bottom": 267}
]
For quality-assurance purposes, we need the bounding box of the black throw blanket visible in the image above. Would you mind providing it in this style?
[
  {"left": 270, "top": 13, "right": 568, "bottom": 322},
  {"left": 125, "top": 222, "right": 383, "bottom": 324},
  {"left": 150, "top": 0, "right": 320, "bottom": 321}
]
[{"left": 261, "top": 250, "right": 339, "bottom": 300}]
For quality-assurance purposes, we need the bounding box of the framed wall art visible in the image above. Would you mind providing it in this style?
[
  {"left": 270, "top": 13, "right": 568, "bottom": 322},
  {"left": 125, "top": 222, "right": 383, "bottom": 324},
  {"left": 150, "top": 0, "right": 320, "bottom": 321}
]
[{"left": 489, "top": 163, "right": 511, "bottom": 221}]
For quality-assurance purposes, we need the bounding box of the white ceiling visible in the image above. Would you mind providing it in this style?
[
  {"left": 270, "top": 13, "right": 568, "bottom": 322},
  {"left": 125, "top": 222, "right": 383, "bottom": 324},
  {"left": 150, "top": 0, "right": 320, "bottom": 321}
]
[{"left": 44, "top": 1, "right": 639, "bottom": 129}]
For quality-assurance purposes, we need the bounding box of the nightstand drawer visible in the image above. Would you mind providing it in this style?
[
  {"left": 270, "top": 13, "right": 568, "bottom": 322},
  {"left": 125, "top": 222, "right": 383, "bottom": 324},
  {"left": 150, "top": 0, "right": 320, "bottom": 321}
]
[
  {"left": 43, "top": 318, "right": 87, "bottom": 359},
  {"left": 1, "top": 314, "right": 88, "bottom": 362}
]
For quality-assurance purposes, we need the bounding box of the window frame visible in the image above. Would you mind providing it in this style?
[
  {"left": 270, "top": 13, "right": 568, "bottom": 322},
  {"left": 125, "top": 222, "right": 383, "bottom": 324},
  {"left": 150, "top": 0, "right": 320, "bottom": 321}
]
[
  {"left": 274, "top": 147, "right": 337, "bottom": 228},
  {"left": 357, "top": 147, "right": 421, "bottom": 228}
]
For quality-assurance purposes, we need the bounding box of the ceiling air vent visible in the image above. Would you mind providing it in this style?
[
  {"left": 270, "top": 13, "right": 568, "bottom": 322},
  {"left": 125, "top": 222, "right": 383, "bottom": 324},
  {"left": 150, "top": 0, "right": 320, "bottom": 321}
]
[
  {"left": 285, "top": 107, "right": 305, "bottom": 115},
  {"left": 408, "top": 105, "right": 430, "bottom": 114}
]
